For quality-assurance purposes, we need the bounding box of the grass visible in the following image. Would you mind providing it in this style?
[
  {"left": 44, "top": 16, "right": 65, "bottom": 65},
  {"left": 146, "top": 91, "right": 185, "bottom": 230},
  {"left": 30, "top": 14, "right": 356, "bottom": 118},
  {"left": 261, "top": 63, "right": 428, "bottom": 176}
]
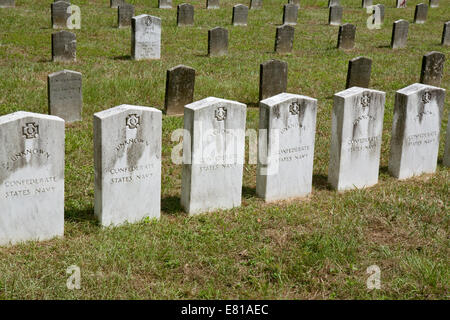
[{"left": 0, "top": 0, "right": 449, "bottom": 299}]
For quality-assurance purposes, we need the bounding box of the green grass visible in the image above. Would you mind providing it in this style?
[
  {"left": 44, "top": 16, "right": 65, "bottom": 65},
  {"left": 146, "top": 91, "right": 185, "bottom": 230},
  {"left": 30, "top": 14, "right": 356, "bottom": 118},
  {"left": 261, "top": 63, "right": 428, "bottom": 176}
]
[{"left": 0, "top": 0, "right": 449, "bottom": 299}]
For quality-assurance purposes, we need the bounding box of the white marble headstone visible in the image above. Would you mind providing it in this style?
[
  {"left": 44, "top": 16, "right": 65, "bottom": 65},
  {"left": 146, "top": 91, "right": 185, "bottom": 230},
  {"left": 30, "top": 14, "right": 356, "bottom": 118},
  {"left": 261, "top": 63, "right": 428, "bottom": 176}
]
[
  {"left": 132, "top": 14, "right": 161, "bottom": 60},
  {"left": 257, "top": 93, "right": 317, "bottom": 202},
  {"left": 94, "top": 105, "right": 162, "bottom": 226},
  {"left": 181, "top": 97, "right": 247, "bottom": 215},
  {"left": 443, "top": 114, "right": 450, "bottom": 167},
  {"left": 0, "top": 112, "right": 65, "bottom": 246},
  {"left": 328, "top": 87, "right": 386, "bottom": 191},
  {"left": 388, "top": 83, "right": 445, "bottom": 179}
]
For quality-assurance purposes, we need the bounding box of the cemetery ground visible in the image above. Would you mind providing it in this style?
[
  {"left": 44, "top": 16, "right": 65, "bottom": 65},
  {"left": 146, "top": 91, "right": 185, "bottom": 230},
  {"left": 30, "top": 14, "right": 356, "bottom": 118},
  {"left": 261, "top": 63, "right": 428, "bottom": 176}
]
[{"left": 0, "top": 0, "right": 448, "bottom": 299}]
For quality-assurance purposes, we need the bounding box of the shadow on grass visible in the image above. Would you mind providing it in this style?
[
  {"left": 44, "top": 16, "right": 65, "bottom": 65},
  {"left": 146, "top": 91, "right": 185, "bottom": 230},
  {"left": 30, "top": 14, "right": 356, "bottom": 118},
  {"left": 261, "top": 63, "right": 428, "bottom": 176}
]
[
  {"left": 377, "top": 45, "right": 392, "bottom": 49},
  {"left": 161, "top": 195, "right": 185, "bottom": 215},
  {"left": 242, "top": 186, "right": 257, "bottom": 199},
  {"left": 113, "top": 55, "right": 131, "bottom": 60},
  {"left": 312, "top": 174, "right": 332, "bottom": 191},
  {"left": 65, "top": 207, "right": 98, "bottom": 225}
]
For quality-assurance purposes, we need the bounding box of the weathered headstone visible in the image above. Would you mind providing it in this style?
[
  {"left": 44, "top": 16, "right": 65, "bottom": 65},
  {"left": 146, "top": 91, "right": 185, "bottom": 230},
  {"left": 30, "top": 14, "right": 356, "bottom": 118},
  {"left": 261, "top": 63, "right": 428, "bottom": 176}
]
[
  {"left": 337, "top": 23, "right": 356, "bottom": 50},
  {"left": 208, "top": 27, "right": 228, "bottom": 57},
  {"left": 232, "top": 5, "right": 248, "bottom": 26},
  {"left": 164, "top": 65, "right": 196, "bottom": 116},
  {"left": 250, "top": 0, "right": 262, "bottom": 9},
  {"left": 0, "top": 112, "right": 65, "bottom": 246},
  {"left": 288, "top": 0, "right": 300, "bottom": 7},
  {"left": 256, "top": 93, "right": 317, "bottom": 202},
  {"left": 429, "top": 0, "right": 438, "bottom": 8},
  {"left": 207, "top": 0, "right": 219, "bottom": 9},
  {"left": 328, "top": 5, "right": 343, "bottom": 26},
  {"left": 275, "top": 24, "right": 294, "bottom": 54},
  {"left": 110, "top": 0, "right": 124, "bottom": 8},
  {"left": 443, "top": 114, "right": 450, "bottom": 167},
  {"left": 328, "top": 0, "right": 340, "bottom": 7},
  {"left": 420, "top": 51, "right": 446, "bottom": 87},
  {"left": 52, "top": 30, "right": 76, "bottom": 62},
  {"left": 177, "top": 3, "right": 194, "bottom": 26},
  {"left": 376, "top": 4, "right": 385, "bottom": 24},
  {"left": 0, "top": 0, "right": 14, "bottom": 8},
  {"left": 118, "top": 3, "right": 134, "bottom": 28},
  {"left": 282, "top": 4, "right": 298, "bottom": 26},
  {"left": 443, "top": 22, "right": 450, "bottom": 46},
  {"left": 94, "top": 105, "right": 162, "bottom": 226},
  {"left": 328, "top": 87, "right": 386, "bottom": 190},
  {"left": 396, "top": 0, "right": 407, "bottom": 8},
  {"left": 346, "top": 56, "right": 372, "bottom": 89},
  {"left": 414, "top": 3, "right": 428, "bottom": 24},
  {"left": 390, "top": 19, "right": 408, "bottom": 49},
  {"left": 259, "top": 59, "right": 288, "bottom": 101},
  {"left": 51, "top": 1, "right": 71, "bottom": 29},
  {"left": 181, "top": 97, "right": 247, "bottom": 215},
  {"left": 131, "top": 15, "right": 161, "bottom": 60},
  {"left": 388, "top": 83, "right": 445, "bottom": 179},
  {"left": 362, "top": 0, "right": 372, "bottom": 8},
  {"left": 159, "top": 0, "right": 172, "bottom": 9},
  {"left": 48, "top": 70, "right": 82, "bottom": 123}
]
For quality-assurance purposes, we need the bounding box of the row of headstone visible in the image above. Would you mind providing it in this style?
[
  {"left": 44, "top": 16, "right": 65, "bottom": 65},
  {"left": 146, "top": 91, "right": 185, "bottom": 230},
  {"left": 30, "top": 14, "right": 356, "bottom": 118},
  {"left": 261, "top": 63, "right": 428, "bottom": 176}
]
[
  {"left": 49, "top": 8, "right": 449, "bottom": 61},
  {"left": 46, "top": 49, "right": 444, "bottom": 120},
  {"left": 51, "top": 1, "right": 71, "bottom": 29},
  {"left": 398, "top": 0, "right": 440, "bottom": 8},
  {"left": 2, "top": 82, "right": 447, "bottom": 244}
]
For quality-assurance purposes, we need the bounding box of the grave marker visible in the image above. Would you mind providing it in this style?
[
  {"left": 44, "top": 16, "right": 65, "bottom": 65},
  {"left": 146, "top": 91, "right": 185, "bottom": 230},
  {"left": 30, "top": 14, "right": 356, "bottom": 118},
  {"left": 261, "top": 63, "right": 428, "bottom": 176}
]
[
  {"left": 259, "top": 59, "right": 288, "bottom": 101},
  {"left": 346, "top": 56, "right": 372, "bottom": 89},
  {"left": 283, "top": 4, "right": 298, "bottom": 25},
  {"left": 256, "top": 93, "right": 317, "bottom": 202},
  {"left": 443, "top": 114, "right": 450, "bottom": 167},
  {"left": 414, "top": 3, "right": 428, "bottom": 24},
  {"left": 328, "top": 0, "right": 340, "bottom": 7},
  {"left": 429, "top": 0, "right": 438, "bottom": 8},
  {"left": 443, "top": 22, "right": 450, "bottom": 46},
  {"left": 420, "top": 51, "right": 446, "bottom": 87},
  {"left": 52, "top": 30, "right": 76, "bottom": 62},
  {"left": 0, "top": 112, "right": 65, "bottom": 246},
  {"left": 207, "top": 0, "right": 219, "bottom": 9},
  {"left": 118, "top": 3, "right": 134, "bottom": 28},
  {"left": 159, "top": 0, "right": 172, "bottom": 9},
  {"left": 288, "top": 0, "right": 300, "bottom": 7},
  {"left": 181, "top": 97, "right": 247, "bottom": 215},
  {"left": 48, "top": 70, "right": 82, "bottom": 123},
  {"left": 337, "top": 23, "right": 356, "bottom": 50},
  {"left": 232, "top": 5, "right": 248, "bottom": 26},
  {"left": 391, "top": 19, "right": 408, "bottom": 49},
  {"left": 396, "top": 0, "right": 407, "bottom": 8},
  {"left": 110, "top": 0, "right": 124, "bottom": 8},
  {"left": 164, "top": 65, "right": 196, "bottom": 116},
  {"left": 250, "top": 0, "right": 262, "bottom": 9},
  {"left": 51, "top": 1, "right": 71, "bottom": 29},
  {"left": 328, "top": 87, "right": 386, "bottom": 190},
  {"left": 94, "top": 105, "right": 162, "bottom": 226},
  {"left": 388, "top": 83, "right": 445, "bottom": 179},
  {"left": 208, "top": 27, "right": 228, "bottom": 57},
  {"left": 0, "top": 0, "right": 14, "bottom": 8},
  {"left": 275, "top": 24, "right": 294, "bottom": 54},
  {"left": 362, "top": 0, "right": 372, "bottom": 8},
  {"left": 132, "top": 14, "right": 161, "bottom": 60},
  {"left": 328, "top": 5, "right": 343, "bottom": 26},
  {"left": 177, "top": 3, "right": 194, "bottom": 26}
]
